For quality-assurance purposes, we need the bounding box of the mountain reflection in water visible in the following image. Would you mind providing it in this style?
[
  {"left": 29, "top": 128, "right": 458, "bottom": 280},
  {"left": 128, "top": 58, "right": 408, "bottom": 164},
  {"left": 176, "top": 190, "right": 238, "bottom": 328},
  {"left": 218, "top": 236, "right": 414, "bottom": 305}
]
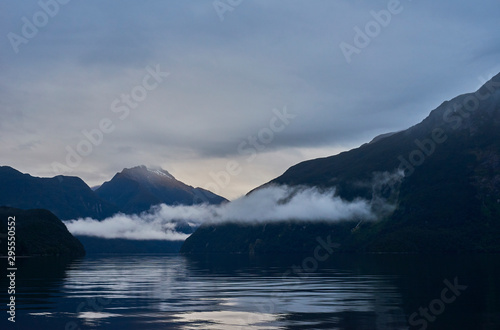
[{"left": 1, "top": 254, "right": 499, "bottom": 329}]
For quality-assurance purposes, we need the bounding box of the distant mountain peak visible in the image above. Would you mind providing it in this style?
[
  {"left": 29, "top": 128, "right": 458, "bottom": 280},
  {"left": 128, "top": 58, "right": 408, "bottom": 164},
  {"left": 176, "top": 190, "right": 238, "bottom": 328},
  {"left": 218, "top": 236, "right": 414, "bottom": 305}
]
[
  {"left": 95, "top": 165, "right": 227, "bottom": 214},
  {"left": 127, "top": 165, "right": 176, "bottom": 180}
]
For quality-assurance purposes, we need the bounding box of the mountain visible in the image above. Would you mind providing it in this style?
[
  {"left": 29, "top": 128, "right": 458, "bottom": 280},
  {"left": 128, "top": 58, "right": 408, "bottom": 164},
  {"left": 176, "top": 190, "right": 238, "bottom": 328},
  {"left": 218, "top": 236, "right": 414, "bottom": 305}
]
[
  {"left": 0, "top": 165, "right": 225, "bottom": 254},
  {"left": 0, "top": 165, "right": 226, "bottom": 221},
  {"left": 182, "top": 72, "right": 500, "bottom": 254},
  {"left": 95, "top": 165, "right": 227, "bottom": 214},
  {"left": 0, "top": 207, "right": 85, "bottom": 257},
  {"left": 0, "top": 166, "right": 118, "bottom": 220}
]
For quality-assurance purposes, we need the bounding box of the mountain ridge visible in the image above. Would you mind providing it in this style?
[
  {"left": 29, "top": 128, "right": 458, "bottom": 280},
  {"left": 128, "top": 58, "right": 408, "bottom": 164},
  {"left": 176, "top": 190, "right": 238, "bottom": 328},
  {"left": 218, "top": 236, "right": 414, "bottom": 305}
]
[
  {"left": 0, "top": 166, "right": 118, "bottom": 220},
  {"left": 0, "top": 165, "right": 227, "bottom": 220},
  {"left": 95, "top": 165, "right": 227, "bottom": 214},
  {"left": 182, "top": 71, "right": 500, "bottom": 254}
]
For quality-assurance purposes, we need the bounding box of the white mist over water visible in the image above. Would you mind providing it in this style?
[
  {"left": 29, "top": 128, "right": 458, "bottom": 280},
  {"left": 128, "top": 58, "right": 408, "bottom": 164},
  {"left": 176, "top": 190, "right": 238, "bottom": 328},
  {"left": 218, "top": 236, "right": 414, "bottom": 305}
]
[{"left": 65, "top": 172, "right": 403, "bottom": 241}]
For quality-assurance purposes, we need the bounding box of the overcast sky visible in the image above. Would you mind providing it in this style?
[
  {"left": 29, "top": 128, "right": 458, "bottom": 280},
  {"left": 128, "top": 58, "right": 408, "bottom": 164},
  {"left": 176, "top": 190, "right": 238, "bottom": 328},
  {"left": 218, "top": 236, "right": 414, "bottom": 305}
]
[{"left": 1, "top": 0, "right": 499, "bottom": 199}]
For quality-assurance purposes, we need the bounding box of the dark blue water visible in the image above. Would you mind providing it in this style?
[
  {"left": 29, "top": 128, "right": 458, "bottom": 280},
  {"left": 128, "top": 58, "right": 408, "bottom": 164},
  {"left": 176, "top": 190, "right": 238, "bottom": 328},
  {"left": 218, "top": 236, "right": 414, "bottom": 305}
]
[{"left": 1, "top": 254, "right": 499, "bottom": 329}]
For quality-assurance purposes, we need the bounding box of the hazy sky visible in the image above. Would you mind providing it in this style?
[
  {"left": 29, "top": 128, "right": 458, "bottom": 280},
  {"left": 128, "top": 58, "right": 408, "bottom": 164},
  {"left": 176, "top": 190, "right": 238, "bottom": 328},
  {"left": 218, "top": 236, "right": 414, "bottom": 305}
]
[{"left": 1, "top": 0, "right": 499, "bottom": 199}]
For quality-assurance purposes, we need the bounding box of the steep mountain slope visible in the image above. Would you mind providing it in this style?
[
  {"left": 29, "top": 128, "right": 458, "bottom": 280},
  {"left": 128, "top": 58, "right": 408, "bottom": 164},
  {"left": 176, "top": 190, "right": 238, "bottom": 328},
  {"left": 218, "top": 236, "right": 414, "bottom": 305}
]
[
  {"left": 0, "top": 207, "right": 85, "bottom": 257},
  {"left": 0, "top": 167, "right": 118, "bottom": 220},
  {"left": 95, "top": 165, "right": 227, "bottom": 214},
  {"left": 182, "top": 72, "right": 500, "bottom": 254}
]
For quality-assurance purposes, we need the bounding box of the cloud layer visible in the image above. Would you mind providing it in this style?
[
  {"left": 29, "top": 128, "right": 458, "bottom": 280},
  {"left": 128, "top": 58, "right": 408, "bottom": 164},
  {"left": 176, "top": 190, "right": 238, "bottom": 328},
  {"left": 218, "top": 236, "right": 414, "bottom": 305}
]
[
  {"left": 64, "top": 177, "right": 402, "bottom": 240},
  {"left": 2, "top": 1, "right": 500, "bottom": 198},
  {"left": 64, "top": 214, "right": 190, "bottom": 241}
]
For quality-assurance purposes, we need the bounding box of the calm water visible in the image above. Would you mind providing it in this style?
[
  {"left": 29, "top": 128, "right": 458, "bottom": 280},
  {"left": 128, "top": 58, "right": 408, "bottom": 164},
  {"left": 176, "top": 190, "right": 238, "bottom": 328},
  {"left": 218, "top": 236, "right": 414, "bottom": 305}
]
[{"left": 1, "top": 253, "right": 499, "bottom": 329}]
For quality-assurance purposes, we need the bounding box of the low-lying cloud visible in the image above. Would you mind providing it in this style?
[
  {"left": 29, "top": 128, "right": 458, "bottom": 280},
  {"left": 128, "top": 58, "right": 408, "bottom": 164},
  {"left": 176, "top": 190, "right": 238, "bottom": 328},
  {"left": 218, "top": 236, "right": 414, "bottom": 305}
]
[
  {"left": 65, "top": 174, "right": 403, "bottom": 240},
  {"left": 214, "top": 185, "right": 375, "bottom": 223},
  {"left": 64, "top": 214, "right": 191, "bottom": 241}
]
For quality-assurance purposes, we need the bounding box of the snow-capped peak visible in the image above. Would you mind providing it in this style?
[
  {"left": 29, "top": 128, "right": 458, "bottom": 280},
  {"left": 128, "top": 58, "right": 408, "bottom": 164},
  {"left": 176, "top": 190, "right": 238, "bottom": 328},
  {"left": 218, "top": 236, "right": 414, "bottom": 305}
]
[
  {"left": 145, "top": 166, "right": 175, "bottom": 180},
  {"left": 128, "top": 165, "right": 176, "bottom": 180}
]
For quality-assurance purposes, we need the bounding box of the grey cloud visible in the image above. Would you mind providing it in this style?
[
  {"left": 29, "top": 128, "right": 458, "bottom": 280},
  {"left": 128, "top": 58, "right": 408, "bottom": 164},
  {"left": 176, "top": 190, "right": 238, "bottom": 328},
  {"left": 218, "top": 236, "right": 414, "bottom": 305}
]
[
  {"left": 64, "top": 183, "right": 382, "bottom": 240},
  {"left": 1, "top": 0, "right": 500, "bottom": 197},
  {"left": 64, "top": 169, "right": 404, "bottom": 241}
]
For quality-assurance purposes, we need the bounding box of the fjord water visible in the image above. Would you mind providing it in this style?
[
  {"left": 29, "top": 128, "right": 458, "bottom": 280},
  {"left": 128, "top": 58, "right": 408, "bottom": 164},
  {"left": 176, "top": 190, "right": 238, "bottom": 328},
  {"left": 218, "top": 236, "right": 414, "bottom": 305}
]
[{"left": 1, "top": 254, "right": 499, "bottom": 329}]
